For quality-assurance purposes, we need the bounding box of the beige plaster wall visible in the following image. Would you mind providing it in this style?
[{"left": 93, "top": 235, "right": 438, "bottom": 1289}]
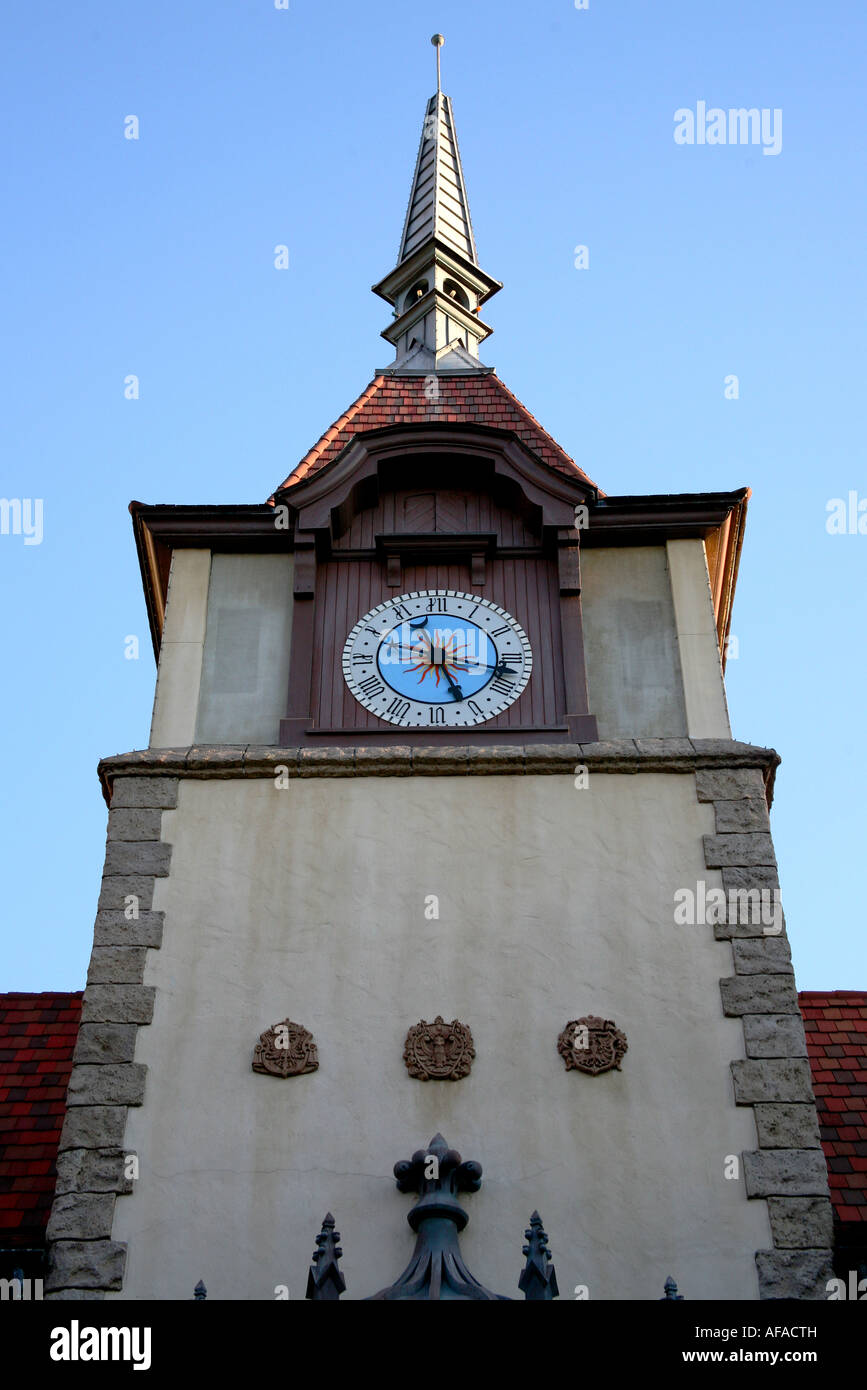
[
  {"left": 581, "top": 547, "right": 687, "bottom": 738},
  {"left": 149, "top": 551, "right": 211, "bottom": 749},
  {"left": 109, "top": 773, "right": 768, "bottom": 1301},
  {"left": 666, "top": 539, "right": 731, "bottom": 739},
  {"left": 195, "top": 554, "right": 294, "bottom": 746}
]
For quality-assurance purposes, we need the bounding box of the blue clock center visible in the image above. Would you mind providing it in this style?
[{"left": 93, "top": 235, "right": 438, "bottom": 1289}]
[{"left": 376, "top": 615, "right": 497, "bottom": 704}]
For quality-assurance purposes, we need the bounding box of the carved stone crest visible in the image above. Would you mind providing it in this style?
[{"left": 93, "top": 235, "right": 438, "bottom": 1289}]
[
  {"left": 252, "top": 1019, "right": 318, "bottom": 1078},
  {"left": 557, "top": 1016, "right": 627, "bottom": 1076},
  {"left": 403, "top": 1016, "right": 475, "bottom": 1081}
]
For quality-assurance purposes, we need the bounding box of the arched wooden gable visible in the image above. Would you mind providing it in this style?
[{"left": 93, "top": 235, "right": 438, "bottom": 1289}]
[{"left": 277, "top": 425, "right": 599, "bottom": 745}]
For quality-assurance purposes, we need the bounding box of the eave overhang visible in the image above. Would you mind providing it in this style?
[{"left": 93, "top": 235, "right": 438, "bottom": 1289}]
[
  {"left": 584, "top": 488, "right": 750, "bottom": 666},
  {"left": 129, "top": 500, "right": 284, "bottom": 661},
  {"left": 129, "top": 481, "right": 748, "bottom": 669}
]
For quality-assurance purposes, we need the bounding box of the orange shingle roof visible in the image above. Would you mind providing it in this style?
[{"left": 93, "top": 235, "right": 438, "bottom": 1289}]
[
  {"left": 275, "top": 373, "right": 599, "bottom": 494},
  {"left": 800, "top": 991, "right": 867, "bottom": 1224},
  {"left": 0, "top": 992, "right": 81, "bottom": 1247}
]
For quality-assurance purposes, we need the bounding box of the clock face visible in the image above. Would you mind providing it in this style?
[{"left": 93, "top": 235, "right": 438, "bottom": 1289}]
[{"left": 342, "top": 590, "right": 533, "bottom": 728}]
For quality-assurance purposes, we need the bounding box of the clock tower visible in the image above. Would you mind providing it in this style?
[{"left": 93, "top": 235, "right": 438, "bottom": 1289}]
[{"left": 45, "top": 46, "right": 833, "bottom": 1302}]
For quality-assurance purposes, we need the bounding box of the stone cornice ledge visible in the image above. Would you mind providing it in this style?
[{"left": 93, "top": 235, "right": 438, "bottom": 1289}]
[{"left": 98, "top": 740, "right": 780, "bottom": 806}]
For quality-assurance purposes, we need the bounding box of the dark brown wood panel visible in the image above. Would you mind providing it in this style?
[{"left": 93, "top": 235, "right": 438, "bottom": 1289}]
[
  {"left": 334, "top": 487, "right": 540, "bottom": 550},
  {"left": 309, "top": 552, "right": 565, "bottom": 733}
]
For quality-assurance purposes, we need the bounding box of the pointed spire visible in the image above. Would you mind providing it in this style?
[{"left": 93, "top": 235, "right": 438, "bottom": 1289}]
[
  {"left": 399, "top": 36, "right": 476, "bottom": 265},
  {"left": 398, "top": 89, "right": 477, "bottom": 266},
  {"left": 372, "top": 37, "right": 502, "bottom": 375}
]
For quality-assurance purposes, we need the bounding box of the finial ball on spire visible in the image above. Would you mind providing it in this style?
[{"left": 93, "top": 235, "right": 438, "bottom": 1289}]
[{"left": 431, "top": 34, "right": 444, "bottom": 94}]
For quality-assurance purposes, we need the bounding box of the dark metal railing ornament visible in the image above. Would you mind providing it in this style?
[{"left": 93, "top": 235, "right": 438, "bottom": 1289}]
[
  {"left": 367, "top": 1133, "right": 509, "bottom": 1300},
  {"left": 518, "top": 1211, "right": 559, "bottom": 1300},
  {"left": 306, "top": 1212, "right": 346, "bottom": 1301},
  {"left": 661, "top": 1276, "right": 684, "bottom": 1300},
  {"left": 194, "top": 1279, "right": 207, "bottom": 1300}
]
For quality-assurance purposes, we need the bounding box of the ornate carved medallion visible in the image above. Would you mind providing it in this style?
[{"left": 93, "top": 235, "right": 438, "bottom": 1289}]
[
  {"left": 557, "top": 1016, "right": 627, "bottom": 1076},
  {"left": 404, "top": 1016, "right": 475, "bottom": 1081},
  {"left": 252, "top": 1019, "right": 319, "bottom": 1078}
]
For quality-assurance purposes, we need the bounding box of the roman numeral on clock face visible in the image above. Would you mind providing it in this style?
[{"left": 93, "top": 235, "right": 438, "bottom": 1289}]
[
  {"left": 491, "top": 625, "right": 510, "bottom": 638},
  {"left": 385, "top": 697, "right": 411, "bottom": 719},
  {"left": 491, "top": 676, "right": 514, "bottom": 695},
  {"left": 358, "top": 676, "right": 385, "bottom": 698}
]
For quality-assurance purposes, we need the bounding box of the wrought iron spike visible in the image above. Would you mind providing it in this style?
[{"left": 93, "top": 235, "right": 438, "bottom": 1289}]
[
  {"left": 518, "top": 1210, "right": 559, "bottom": 1300},
  {"left": 193, "top": 1279, "right": 207, "bottom": 1300},
  {"left": 306, "top": 1212, "right": 346, "bottom": 1301},
  {"left": 661, "top": 1275, "right": 684, "bottom": 1300}
]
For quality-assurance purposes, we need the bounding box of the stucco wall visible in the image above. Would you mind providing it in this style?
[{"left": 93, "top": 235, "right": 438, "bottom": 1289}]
[
  {"left": 149, "top": 551, "right": 210, "bottom": 748},
  {"left": 666, "top": 539, "right": 732, "bottom": 739},
  {"left": 581, "top": 546, "right": 688, "bottom": 738},
  {"left": 195, "top": 554, "right": 294, "bottom": 745},
  {"left": 108, "top": 772, "right": 769, "bottom": 1300}
]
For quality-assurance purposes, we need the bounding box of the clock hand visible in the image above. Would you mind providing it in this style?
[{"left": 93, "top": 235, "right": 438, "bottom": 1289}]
[
  {"left": 446, "top": 681, "right": 464, "bottom": 700},
  {"left": 464, "top": 658, "right": 520, "bottom": 674},
  {"left": 383, "top": 634, "right": 430, "bottom": 660}
]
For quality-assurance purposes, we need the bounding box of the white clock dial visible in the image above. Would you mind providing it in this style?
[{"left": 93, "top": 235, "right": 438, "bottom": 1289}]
[{"left": 342, "top": 590, "right": 533, "bottom": 728}]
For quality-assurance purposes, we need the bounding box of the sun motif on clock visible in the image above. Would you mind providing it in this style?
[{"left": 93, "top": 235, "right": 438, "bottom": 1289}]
[
  {"left": 403, "top": 626, "right": 470, "bottom": 689},
  {"left": 342, "top": 590, "right": 533, "bottom": 728}
]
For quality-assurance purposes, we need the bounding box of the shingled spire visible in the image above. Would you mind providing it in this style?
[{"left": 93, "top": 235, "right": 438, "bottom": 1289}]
[
  {"left": 372, "top": 35, "right": 502, "bottom": 374},
  {"left": 398, "top": 89, "right": 477, "bottom": 266}
]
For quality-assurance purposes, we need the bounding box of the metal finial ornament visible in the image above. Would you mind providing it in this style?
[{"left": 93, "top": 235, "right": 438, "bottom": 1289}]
[
  {"left": 518, "top": 1211, "right": 560, "bottom": 1301},
  {"left": 661, "top": 1275, "right": 684, "bottom": 1300},
  {"left": 306, "top": 1212, "right": 347, "bottom": 1301},
  {"left": 193, "top": 1279, "right": 207, "bottom": 1300},
  {"left": 367, "top": 1133, "right": 508, "bottom": 1300},
  {"left": 431, "top": 33, "right": 444, "bottom": 92}
]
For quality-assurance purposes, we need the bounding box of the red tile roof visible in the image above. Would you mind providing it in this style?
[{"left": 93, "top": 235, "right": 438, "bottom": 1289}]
[
  {"left": 0, "top": 992, "right": 81, "bottom": 1248},
  {"left": 274, "top": 372, "right": 599, "bottom": 494},
  {"left": 800, "top": 991, "right": 867, "bottom": 1224}
]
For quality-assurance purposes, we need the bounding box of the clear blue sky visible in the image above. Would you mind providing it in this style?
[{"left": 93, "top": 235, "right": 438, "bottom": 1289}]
[{"left": 1, "top": 1, "right": 864, "bottom": 991}]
